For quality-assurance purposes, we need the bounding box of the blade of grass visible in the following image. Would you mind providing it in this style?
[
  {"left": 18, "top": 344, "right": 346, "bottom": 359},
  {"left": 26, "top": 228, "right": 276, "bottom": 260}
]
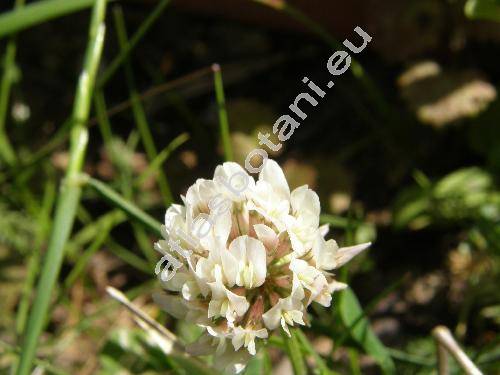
[
  {"left": 334, "top": 275, "right": 406, "bottom": 350},
  {"left": 0, "top": 66, "right": 208, "bottom": 183},
  {"left": 70, "top": 206, "right": 151, "bottom": 273},
  {"left": 63, "top": 210, "right": 118, "bottom": 289},
  {"left": 386, "top": 348, "right": 434, "bottom": 367},
  {"left": 212, "top": 63, "right": 233, "bottom": 161},
  {"left": 107, "top": 238, "right": 151, "bottom": 273},
  {"left": 95, "top": 90, "right": 163, "bottom": 265},
  {"left": 338, "top": 287, "right": 396, "bottom": 374},
  {"left": 0, "top": 0, "right": 169, "bottom": 178},
  {"left": 132, "top": 223, "right": 158, "bottom": 265},
  {"left": 251, "top": 0, "right": 389, "bottom": 115},
  {"left": 94, "top": 89, "right": 113, "bottom": 145},
  {"left": 15, "top": 177, "right": 56, "bottom": 336},
  {"left": 97, "top": 0, "right": 171, "bottom": 89},
  {"left": 65, "top": 209, "right": 126, "bottom": 259},
  {"left": 282, "top": 328, "right": 307, "bottom": 375},
  {"left": 0, "top": 339, "right": 70, "bottom": 375},
  {"left": 0, "top": 0, "right": 25, "bottom": 165},
  {"left": 83, "top": 175, "right": 162, "bottom": 236},
  {"left": 15, "top": 1, "right": 106, "bottom": 374},
  {"left": 135, "top": 132, "right": 189, "bottom": 187},
  {"left": 0, "top": 0, "right": 116, "bottom": 39},
  {"left": 113, "top": 5, "right": 173, "bottom": 205}
]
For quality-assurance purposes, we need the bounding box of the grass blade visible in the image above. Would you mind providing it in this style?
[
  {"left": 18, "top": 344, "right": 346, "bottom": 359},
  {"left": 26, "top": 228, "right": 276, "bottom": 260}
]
[
  {"left": 136, "top": 132, "right": 189, "bottom": 187},
  {"left": 113, "top": 5, "right": 173, "bottom": 205},
  {"left": 15, "top": 1, "right": 107, "bottom": 374},
  {"left": 0, "top": 0, "right": 25, "bottom": 165},
  {"left": 63, "top": 210, "right": 118, "bottom": 289},
  {"left": 84, "top": 175, "right": 162, "bottom": 236},
  {"left": 0, "top": 0, "right": 115, "bottom": 39},
  {"left": 338, "top": 287, "right": 396, "bottom": 374},
  {"left": 251, "top": 0, "right": 389, "bottom": 115},
  {"left": 15, "top": 178, "right": 56, "bottom": 336},
  {"left": 212, "top": 63, "right": 233, "bottom": 161},
  {"left": 97, "top": 0, "right": 171, "bottom": 88}
]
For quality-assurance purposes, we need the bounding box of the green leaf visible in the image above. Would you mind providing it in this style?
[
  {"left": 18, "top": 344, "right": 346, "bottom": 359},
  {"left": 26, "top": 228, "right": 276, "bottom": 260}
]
[
  {"left": 84, "top": 176, "right": 162, "bottom": 236},
  {"left": 434, "top": 167, "right": 493, "bottom": 198},
  {"left": 339, "top": 288, "right": 396, "bottom": 374}
]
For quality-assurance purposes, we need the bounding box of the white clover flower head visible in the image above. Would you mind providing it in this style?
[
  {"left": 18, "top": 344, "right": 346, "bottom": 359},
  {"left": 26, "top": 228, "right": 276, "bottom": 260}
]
[{"left": 154, "top": 159, "right": 370, "bottom": 374}]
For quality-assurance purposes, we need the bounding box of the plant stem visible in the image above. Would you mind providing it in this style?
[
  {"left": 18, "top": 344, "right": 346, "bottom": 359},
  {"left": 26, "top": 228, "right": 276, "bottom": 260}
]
[
  {"left": 252, "top": 0, "right": 389, "bottom": 115},
  {"left": 113, "top": 5, "right": 173, "bottom": 205},
  {"left": 97, "top": 0, "right": 171, "bottom": 89},
  {"left": 84, "top": 175, "right": 162, "bottom": 236},
  {"left": 282, "top": 328, "right": 307, "bottom": 375},
  {"left": 0, "top": 0, "right": 115, "bottom": 39},
  {"left": 15, "top": 178, "right": 56, "bottom": 336},
  {"left": 212, "top": 63, "right": 233, "bottom": 161},
  {"left": 0, "top": 0, "right": 25, "bottom": 166},
  {"left": 15, "top": 1, "right": 106, "bottom": 374}
]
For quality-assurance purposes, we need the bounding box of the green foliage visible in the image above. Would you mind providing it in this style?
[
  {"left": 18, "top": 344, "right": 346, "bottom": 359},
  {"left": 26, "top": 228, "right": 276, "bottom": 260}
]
[
  {"left": 465, "top": 0, "right": 500, "bottom": 22},
  {"left": 15, "top": 1, "right": 107, "bottom": 373},
  {"left": 99, "top": 328, "right": 172, "bottom": 373},
  {"left": 282, "top": 328, "right": 307, "bottom": 375},
  {"left": 338, "top": 288, "right": 396, "bottom": 374},
  {"left": 0, "top": 203, "right": 36, "bottom": 253},
  {"left": 394, "top": 167, "right": 500, "bottom": 230},
  {"left": 1, "top": 0, "right": 499, "bottom": 373}
]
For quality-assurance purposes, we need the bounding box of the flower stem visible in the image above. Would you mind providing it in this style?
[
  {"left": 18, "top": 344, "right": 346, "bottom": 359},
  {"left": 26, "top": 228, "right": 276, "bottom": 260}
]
[
  {"left": 212, "top": 63, "right": 233, "bottom": 162},
  {"left": 282, "top": 328, "right": 307, "bottom": 375}
]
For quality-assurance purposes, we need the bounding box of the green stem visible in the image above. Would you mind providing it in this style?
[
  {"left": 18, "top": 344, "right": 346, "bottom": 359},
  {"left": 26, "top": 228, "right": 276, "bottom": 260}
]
[
  {"left": 0, "top": 0, "right": 169, "bottom": 180},
  {"left": 94, "top": 89, "right": 113, "bottom": 144},
  {"left": 0, "top": 0, "right": 115, "bottom": 39},
  {"left": 97, "top": 0, "right": 171, "bottom": 88},
  {"left": 295, "top": 329, "right": 336, "bottom": 375},
  {"left": 15, "top": 178, "right": 56, "bottom": 336},
  {"left": 113, "top": 5, "right": 173, "bottom": 205},
  {"left": 84, "top": 175, "right": 162, "bottom": 236},
  {"left": 212, "top": 63, "right": 233, "bottom": 161},
  {"left": 62, "top": 210, "right": 118, "bottom": 289},
  {"left": 0, "top": 0, "right": 25, "bottom": 166},
  {"left": 15, "top": 1, "right": 106, "bottom": 374},
  {"left": 252, "top": 0, "right": 389, "bottom": 115},
  {"left": 136, "top": 132, "right": 189, "bottom": 187},
  {"left": 282, "top": 328, "right": 308, "bottom": 375}
]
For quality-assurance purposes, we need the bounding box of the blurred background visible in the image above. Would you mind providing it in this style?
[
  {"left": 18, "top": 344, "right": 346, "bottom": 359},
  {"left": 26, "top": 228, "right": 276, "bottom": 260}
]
[{"left": 0, "top": 0, "right": 499, "bottom": 373}]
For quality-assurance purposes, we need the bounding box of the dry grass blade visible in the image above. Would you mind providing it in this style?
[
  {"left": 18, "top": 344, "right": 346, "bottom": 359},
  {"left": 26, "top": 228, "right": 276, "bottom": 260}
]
[
  {"left": 432, "top": 325, "right": 483, "bottom": 375},
  {"left": 105, "top": 286, "right": 179, "bottom": 349}
]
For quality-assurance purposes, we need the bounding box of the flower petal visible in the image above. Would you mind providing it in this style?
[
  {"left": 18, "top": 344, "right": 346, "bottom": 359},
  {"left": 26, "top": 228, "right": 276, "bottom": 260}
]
[
  {"left": 335, "top": 242, "right": 371, "bottom": 267},
  {"left": 258, "top": 159, "right": 290, "bottom": 200}
]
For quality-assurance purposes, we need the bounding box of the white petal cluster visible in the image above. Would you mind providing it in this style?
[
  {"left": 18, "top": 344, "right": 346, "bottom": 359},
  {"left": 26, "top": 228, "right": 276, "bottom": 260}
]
[{"left": 154, "top": 160, "right": 370, "bottom": 373}]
